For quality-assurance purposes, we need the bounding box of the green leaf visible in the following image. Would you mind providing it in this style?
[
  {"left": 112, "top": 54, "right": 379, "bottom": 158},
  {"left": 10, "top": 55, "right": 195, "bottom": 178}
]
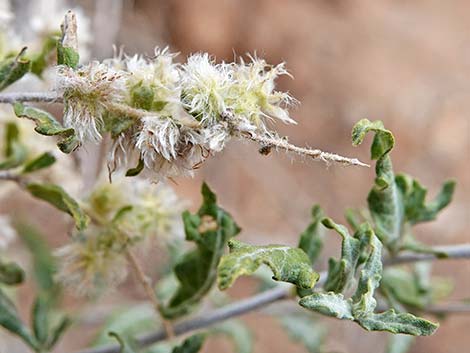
[
  {"left": 22, "top": 152, "right": 56, "bottom": 174},
  {"left": 46, "top": 316, "right": 71, "bottom": 350},
  {"left": 125, "top": 158, "right": 144, "bottom": 177},
  {"left": 25, "top": 183, "right": 89, "bottom": 230},
  {"left": 57, "top": 45, "right": 79, "bottom": 69},
  {"left": 0, "top": 289, "right": 39, "bottom": 350},
  {"left": 301, "top": 218, "right": 438, "bottom": 336},
  {"left": 0, "top": 47, "right": 31, "bottom": 91},
  {"left": 32, "top": 296, "right": 49, "bottom": 345},
  {"left": 30, "top": 35, "right": 58, "bottom": 76},
  {"left": 280, "top": 313, "right": 326, "bottom": 353},
  {"left": 395, "top": 174, "right": 455, "bottom": 225},
  {"left": 321, "top": 218, "right": 361, "bottom": 293},
  {"left": 172, "top": 334, "right": 206, "bottom": 353},
  {"left": 211, "top": 320, "right": 253, "bottom": 353},
  {"left": 0, "top": 260, "right": 25, "bottom": 285},
  {"left": 0, "top": 122, "right": 27, "bottom": 170},
  {"left": 56, "top": 134, "right": 80, "bottom": 153},
  {"left": 131, "top": 83, "right": 155, "bottom": 110},
  {"left": 352, "top": 119, "right": 403, "bottom": 251},
  {"left": 57, "top": 12, "right": 79, "bottom": 70},
  {"left": 13, "top": 102, "right": 70, "bottom": 136},
  {"left": 162, "top": 183, "right": 240, "bottom": 318},
  {"left": 17, "top": 223, "right": 59, "bottom": 299},
  {"left": 299, "top": 292, "right": 354, "bottom": 320},
  {"left": 386, "top": 334, "right": 415, "bottom": 353},
  {"left": 356, "top": 309, "right": 437, "bottom": 335},
  {"left": 103, "top": 112, "right": 135, "bottom": 138},
  {"left": 298, "top": 205, "right": 324, "bottom": 265},
  {"left": 109, "top": 332, "right": 137, "bottom": 353},
  {"left": 13, "top": 103, "right": 79, "bottom": 153},
  {"left": 352, "top": 118, "right": 395, "bottom": 160},
  {"left": 218, "top": 239, "right": 319, "bottom": 290}
]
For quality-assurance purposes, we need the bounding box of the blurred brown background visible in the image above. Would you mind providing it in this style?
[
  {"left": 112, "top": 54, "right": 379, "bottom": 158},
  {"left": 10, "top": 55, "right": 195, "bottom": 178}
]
[{"left": 6, "top": 0, "right": 470, "bottom": 352}]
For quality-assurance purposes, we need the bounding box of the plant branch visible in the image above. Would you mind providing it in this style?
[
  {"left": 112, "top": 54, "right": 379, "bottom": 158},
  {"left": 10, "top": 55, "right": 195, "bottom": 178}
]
[
  {"left": 0, "top": 92, "right": 369, "bottom": 168},
  {"left": 72, "top": 242, "right": 470, "bottom": 353},
  {"left": 0, "top": 92, "right": 61, "bottom": 103},
  {"left": 125, "top": 248, "right": 175, "bottom": 339},
  {"left": 384, "top": 243, "right": 470, "bottom": 265},
  {"left": 238, "top": 130, "right": 370, "bottom": 167}
]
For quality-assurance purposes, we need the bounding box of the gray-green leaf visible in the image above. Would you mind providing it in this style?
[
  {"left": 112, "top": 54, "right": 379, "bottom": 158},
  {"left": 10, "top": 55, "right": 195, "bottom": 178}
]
[
  {"left": 0, "top": 289, "right": 39, "bottom": 350},
  {"left": 395, "top": 174, "right": 455, "bottom": 225},
  {"left": 352, "top": 119, "right": 403, "bottom": 251},
  {"left": 299, "top": 292, "right": 354, "bottom": 320},
  {"left": 218, "top": 239, "right": 319, "bottom": 290},
  {"left": 0, "top": 260, "right": 25, "bottom": 285},
  {"left": 172, "top": 334, "right": 206, "bottom": 353},
  {"left": 322, "top": 218, "right": 361, "bottom": 293},
  {"left": 14, "top": 103, "right": 79, "bottom": 154},
  {"left": 0, "top": 122, "right": 27, "bottom": 170},
  {"left": 161, "top": 183, "right": 240, "bottom": 319},
  {"left": 25, "top": 183, "right": 89, "bottom": 230},
  {"left": 356, "top": 309, "right": 437, "bottom": 335},
  {"left": 0, "top": 47, "right": 31, "bottom": 91},
  {"left": 22, "top": 152, "right": 56, "bottom": 174},
  {"left": 32, "top": 296, "right": 49, "bottom": 345}
]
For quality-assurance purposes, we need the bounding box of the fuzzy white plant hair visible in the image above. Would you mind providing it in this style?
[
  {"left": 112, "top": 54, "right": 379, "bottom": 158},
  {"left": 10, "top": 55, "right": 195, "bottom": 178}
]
[
  {"left": 56, "top": 62, "right": 128, "bottom": 143},
  {"left": 230, "top": 55, "right": 297, "bottom": 127},
  {"left": 136, "top": 116, "right": 181, "bottom": 163},
  {"left": 135, "top": 115, "right": 211, "bottom": 179},
  {"left": 54, "top": 234, "right": 129, "bottom": 296},
  {"left": 180, "top": 53, "right": 234, "bottom": 125}
]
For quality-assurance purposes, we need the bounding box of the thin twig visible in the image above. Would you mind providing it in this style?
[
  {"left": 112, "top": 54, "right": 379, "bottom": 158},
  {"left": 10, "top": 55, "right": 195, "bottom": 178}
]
[
  {"left": 125, "top": 248, "right": 175, "bottom": 339},
  {"left": 0, "top": 92, "right": 61, "bottom": 103},
  {"left": 72, "top": 243, "right": 470, "bottom": 353},
  {"left": 384, "top": 243, "right": 470, "bottom": 265},
  {"left": 238, "top": 130, "right": 370, "bottom": 167}
]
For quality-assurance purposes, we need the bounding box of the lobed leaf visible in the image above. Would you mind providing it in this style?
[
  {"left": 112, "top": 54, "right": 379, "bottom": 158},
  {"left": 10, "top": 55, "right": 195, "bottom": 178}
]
[
  {"left": 25, "top": 183, "right": 89, "bottom": 230},
  {"left": 161, "top": 183, "right": 240, "bottom": 318},
  {"left": 218, "top": 239, "right": 319, "bottom": 290},
  {"left": 395, "top": 174, "right": 455, "bottom": 225},
  {"left": 301, "top": 218, "right": 438, "bottom": 336},
  {"left": 322, "top": 218, "right": 361, "bottom": 293},
  {"left": 299, "top": 292, "right": 354, "bottom": 320},
  {"left": 356, "top": 309, "right": 438, "bottom": 336}
]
